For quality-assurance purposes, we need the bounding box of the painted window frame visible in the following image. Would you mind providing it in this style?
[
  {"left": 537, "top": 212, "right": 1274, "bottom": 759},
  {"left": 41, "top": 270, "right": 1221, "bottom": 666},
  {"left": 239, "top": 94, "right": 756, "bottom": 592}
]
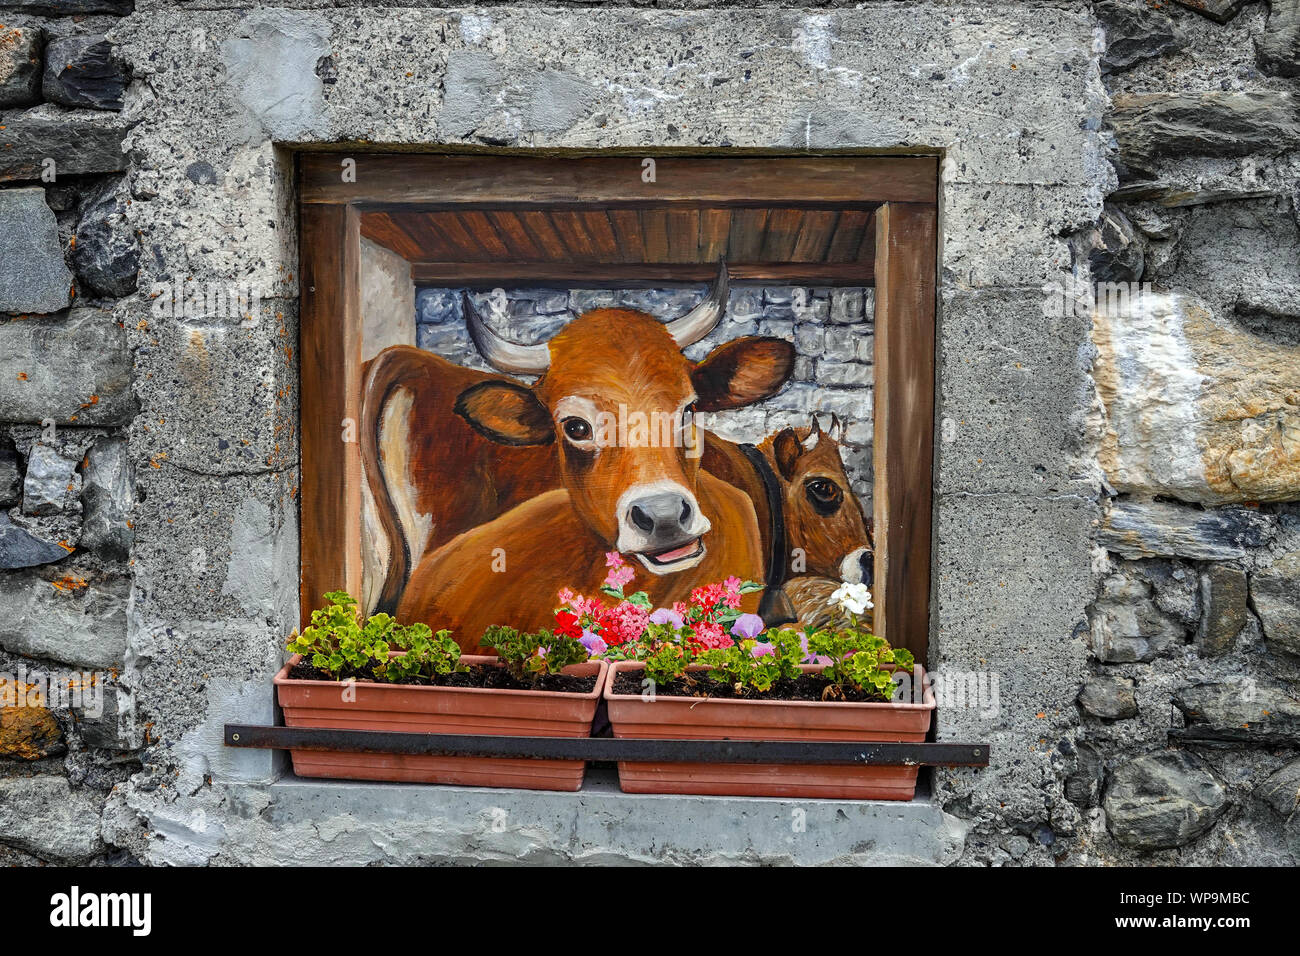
[{"left": 296, "top": 151, "right": 937, "bottom": 660}]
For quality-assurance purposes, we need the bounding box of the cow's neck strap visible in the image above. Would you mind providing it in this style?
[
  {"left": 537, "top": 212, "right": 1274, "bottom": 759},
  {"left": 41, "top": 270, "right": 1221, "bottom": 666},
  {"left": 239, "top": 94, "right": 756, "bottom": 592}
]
[{"left": 738, "top": 443, "right": 788, "bottom": 598}]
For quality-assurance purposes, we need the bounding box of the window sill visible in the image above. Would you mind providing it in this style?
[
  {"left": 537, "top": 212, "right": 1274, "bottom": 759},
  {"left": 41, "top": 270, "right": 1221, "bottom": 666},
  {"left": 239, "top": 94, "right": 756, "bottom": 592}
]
[{"left": 233, "top": 767, "right": 965, "bottom": 866}]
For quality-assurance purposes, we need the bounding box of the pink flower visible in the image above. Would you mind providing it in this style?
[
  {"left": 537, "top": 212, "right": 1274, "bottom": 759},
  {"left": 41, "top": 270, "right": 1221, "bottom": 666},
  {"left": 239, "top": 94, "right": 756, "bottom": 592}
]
[
  {"left": 731, "top": 613, "right": 764, "bottom": 640},
  {"left": 557, "top": 587, "right": 575, "bottom": 606},
  {"left": 598, "top": 602, "right": 650, "bottom": 646},
  {"left": 691, "top": 621, "right": 733, "bottom": 650},
  {"left": 605, "top": 551, "right": 626, "bottom": 568},
  {"left": 750, "top": 642, "right": 775, "bottom": 659},
  {"left": 603, "top": 564, "right": 635, "bottom": 590}
]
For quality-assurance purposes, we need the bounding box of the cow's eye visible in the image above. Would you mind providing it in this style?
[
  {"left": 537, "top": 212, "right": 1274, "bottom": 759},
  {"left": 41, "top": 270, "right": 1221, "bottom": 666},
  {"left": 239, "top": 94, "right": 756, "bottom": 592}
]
[
  {"left": 562, "top": 417, "right": 593, "bottom": 443},
  {"left": 805, "top": 477, "right": 842, "bottom": 508}
]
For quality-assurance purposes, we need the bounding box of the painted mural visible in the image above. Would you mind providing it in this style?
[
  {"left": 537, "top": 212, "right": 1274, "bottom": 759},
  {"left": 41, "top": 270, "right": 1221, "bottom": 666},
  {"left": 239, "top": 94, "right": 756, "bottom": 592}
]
[{"left": 359, "top": 263, "right": 876, "bottom": 654}]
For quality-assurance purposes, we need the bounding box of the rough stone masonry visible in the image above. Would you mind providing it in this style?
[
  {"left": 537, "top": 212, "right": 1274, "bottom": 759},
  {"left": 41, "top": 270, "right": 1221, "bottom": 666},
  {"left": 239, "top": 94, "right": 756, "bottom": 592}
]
[{"left": 0, "top": 0, "right": 1298, "bottom": 866}]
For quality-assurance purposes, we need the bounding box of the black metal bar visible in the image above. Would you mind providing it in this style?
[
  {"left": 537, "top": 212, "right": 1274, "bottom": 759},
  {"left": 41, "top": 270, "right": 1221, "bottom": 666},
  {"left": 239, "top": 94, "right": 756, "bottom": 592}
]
[{"left": 224, "top": 724, "right": 989, "bottom": 767}]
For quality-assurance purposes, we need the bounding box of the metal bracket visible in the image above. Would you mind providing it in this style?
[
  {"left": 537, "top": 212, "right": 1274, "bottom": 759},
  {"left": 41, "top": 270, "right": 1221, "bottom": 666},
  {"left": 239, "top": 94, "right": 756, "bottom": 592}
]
[{"left": 224, "top": 724, "right": 990, "bottom": 766}]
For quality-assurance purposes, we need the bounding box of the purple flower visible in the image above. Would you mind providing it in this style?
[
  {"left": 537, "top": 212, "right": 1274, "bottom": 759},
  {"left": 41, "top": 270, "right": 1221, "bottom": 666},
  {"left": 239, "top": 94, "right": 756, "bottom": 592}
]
[
  {"left": 649, "top": 608, "right": 683, "bottom": 628},
  {"left": 579, "top": 631, "right": 607, "bottom": 656},
  {"left": 730, "top": 613, "right": 765, "bottom": 640},
  {"left": 750, "top": 641, "right": 775, "bottom": 659}
]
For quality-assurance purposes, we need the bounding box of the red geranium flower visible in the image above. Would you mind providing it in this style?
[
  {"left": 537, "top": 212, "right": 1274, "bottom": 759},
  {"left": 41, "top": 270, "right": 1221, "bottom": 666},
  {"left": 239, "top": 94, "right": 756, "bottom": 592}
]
[{"left": 554, "top": 609, "right": 583, "bottom": 639}]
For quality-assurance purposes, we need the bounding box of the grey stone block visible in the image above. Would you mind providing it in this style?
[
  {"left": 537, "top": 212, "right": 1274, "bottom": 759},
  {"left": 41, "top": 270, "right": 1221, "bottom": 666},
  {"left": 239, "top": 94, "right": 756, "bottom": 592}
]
[
  {"left": 212, "top": 772, "right": 965, "bottom": 866},
  {"left": 0, "top": 22, "right": 43, "bottom": 107},
  {"left": 75, "top": 683, "right": 139, "bottom": 750},
  {"left": 42, "top": 35, "right": 128, "bottom": 111},
  {"left": 0, "top": 440, "right": 19, "bottom": 505},
  {"left": 1096, "top": 1, "right": 1184, "bottom": 75},
  {"left": 1104, "top": 751, "right": 1227, "bottom": 850},
  {"left": 1257, "top": 758, "right": 1300, "bottom": 819},
  {"left": 1197, "top": 566, "right": 1248, "bottom": 657},
  {"left": 0, "top": 512, "right": 69, "bottom": 569},
  {"left": 1078, "top": 676, "right": 1137, "bottom": 719},
  {"left": 1172, "top": 0, "right": 1248, "bottom": 23},
  {"left": 1065, "top": 741, "right": 1105, "bottom": 808},
  {"left": 1090, "top": 570, "right": 1185, "bottom": 663},
  {"left": 0, "top": 113, "right": 128, "bottom": 183},
  {"left": 0, "top": 187, "right": 72, "bottom": 314},
  {"left": 829, "top": 288, "right": 866, "bottom": 324},
  {"left": 1079, "top": 204, "right": 1144, "bottom": 283},
  {"left": 0, "top": 775, "right": 103, "bottom": 863},
  {"left": 1251, "top": 551, "right": 1300, "bottom": 657},
  {"left": 74, "top": 176, "right": 139, "bottom": 297},
  {"left": 21, "top": 443, "right": 80, "bottom": 516},
  {"left": 1111, "top": 92, "right": 1300, "bottom": 172},
  {"left": 0, "top": 0, "right": 130, "bottom": 12},
  {"left": 80, "top": 437, "right": 133, "bottom": 560},
  {"left": 1175, "top": 682, "right": 1300, "bottom": 746},
  {"left": 816, "top": 360, "right": 873, "bottom": 389},
  {"left": 0, "top": 571, "right": 129, "bottom": 668},
  {"left": 1098, "top": 500, "right": 1276, "bottom": 562},
  {"left": 1256, "top": 0, "right": 1300, "bottom": 77},
  {"left": 0, "top": 308, "right": 135, "bottom": 425}
]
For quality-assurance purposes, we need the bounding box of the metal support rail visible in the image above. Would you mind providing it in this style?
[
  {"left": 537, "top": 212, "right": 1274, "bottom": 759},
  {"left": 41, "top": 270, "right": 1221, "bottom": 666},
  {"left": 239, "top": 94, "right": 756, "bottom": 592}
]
[{"left": 224, "top": 724, "right": 990, "bottom": 766}]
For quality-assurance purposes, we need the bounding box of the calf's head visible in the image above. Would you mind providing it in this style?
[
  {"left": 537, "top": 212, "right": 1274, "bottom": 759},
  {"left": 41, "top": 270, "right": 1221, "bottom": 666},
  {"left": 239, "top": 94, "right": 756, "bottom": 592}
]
[
  {"left": 456, "top": 266, "right": 794, "bottom": 574},
  {"left": 766, "top": 414, "right": 874, "bottom": 586}
]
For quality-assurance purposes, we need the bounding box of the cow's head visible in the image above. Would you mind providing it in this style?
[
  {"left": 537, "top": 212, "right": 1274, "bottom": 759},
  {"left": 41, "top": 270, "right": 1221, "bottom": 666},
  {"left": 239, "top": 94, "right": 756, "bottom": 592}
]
[
  {"left": 765, "top": 414, "right": 874, "bottom": 587},
  {"left": 456, "top": 264, "right": 795, "bottom": 574}
]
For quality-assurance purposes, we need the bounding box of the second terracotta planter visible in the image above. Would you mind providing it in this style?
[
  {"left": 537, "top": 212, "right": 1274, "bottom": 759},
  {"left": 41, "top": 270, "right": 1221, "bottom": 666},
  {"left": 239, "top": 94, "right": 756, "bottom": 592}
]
[
  {"left": 275, "top": 655, "right": 607, "bottom": 791},
  {"left": 604, "top": 661, "right": 935, "bottom": 800}
]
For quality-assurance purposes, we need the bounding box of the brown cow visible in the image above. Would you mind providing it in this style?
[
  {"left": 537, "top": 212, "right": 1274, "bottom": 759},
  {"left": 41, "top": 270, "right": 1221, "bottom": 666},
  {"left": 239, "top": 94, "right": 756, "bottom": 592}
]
[
  {"left": 360, "top": 265, "right": 735, "bottom": 615},
  {"left": 397, "top": 304, "right": 794, "bottom": 650}
]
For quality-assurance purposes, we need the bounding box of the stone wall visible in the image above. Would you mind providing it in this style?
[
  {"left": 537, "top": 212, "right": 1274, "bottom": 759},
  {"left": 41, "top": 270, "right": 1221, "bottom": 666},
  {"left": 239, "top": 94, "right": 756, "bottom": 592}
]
[
  {"left": 1066, "top": 0, "right": 1300, "bottom": 865},
  {"left": 0, "top": 0, "right": 140, "bottom": 865},
  {"left": 0, "top": 0, "right": 1296, "bottom": 866},
  {"left": 416, "top": 284, "right": 875, "bottom": 498}
]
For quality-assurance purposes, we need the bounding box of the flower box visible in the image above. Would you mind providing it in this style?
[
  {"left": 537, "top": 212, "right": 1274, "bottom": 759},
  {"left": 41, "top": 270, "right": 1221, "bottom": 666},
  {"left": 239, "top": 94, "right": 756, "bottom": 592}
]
[
  {"left": 603, "top": 660, "right": 935, "bottom": 800},
  {"left": 274, "top": 655, "right": 607, "bottom": 791}
]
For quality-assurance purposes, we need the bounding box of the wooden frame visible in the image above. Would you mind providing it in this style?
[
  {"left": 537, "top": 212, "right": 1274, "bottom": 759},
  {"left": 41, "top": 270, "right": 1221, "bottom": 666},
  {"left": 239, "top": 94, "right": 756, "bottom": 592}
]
[{"left": 298, "top": 153, "right": 937, "bottom": 659}]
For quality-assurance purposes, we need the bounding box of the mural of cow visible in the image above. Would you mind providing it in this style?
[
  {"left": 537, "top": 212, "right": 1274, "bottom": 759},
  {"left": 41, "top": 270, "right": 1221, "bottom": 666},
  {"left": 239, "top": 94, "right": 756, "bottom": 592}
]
[
  {"left": 360, "top": 273, "right": 876, "bottom": 631},
  {"left": 396, "top": 288, "right": 796, "bottom": 651}
]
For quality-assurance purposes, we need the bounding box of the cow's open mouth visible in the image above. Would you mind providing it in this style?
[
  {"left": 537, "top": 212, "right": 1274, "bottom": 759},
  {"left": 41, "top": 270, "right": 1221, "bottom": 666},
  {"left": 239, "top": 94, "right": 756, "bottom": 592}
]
[{"left": 636, "top": 537, "right": 705, "bottom": 572}]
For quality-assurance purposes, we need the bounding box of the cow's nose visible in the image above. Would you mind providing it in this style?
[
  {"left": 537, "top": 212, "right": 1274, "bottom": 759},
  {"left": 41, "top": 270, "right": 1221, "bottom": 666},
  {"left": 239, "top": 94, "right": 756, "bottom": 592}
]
[
  {"left": 858, "top": 551, "right": 874, "bottom": 589},
  {"left": 628, "top": 493, "right": 691, "bottom": 536}
]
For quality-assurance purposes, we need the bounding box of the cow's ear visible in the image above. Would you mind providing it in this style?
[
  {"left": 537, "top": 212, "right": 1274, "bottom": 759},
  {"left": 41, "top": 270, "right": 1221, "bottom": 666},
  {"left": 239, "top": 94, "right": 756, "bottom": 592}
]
[
  {"left": 691, "top": 336, "right": 795, "bottom": 412},
  {"left": 455, "top": 381, "right": 554, "bottom": 446},
  {"left": 772, "top": 427, "right": 802, "bottom": 481}
]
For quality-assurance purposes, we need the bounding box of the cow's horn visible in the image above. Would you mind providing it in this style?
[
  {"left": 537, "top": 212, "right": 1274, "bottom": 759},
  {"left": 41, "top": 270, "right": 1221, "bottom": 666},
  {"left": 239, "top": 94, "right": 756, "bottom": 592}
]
[
  {"left": 666, "top": 259, "right": 729, "bottom": 347},
  {"left": 463, "top": 293, "right": 551, "bottom": 374}
]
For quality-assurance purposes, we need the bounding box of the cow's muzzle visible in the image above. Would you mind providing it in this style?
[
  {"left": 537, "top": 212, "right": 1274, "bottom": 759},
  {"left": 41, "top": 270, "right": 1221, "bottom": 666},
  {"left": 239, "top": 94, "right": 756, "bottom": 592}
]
[
  {"left": 616, "top": 485, "right": 711, "bottom": 574},
  {"left": 839, "top": 547, "right": 874, "bottom": 589}
]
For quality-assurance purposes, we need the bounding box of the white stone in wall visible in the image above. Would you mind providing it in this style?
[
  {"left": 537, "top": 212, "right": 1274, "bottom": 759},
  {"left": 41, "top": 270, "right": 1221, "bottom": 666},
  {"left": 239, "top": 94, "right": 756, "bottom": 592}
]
[{"left": 1091, "top": 290, "right": 1300, "bottom": 504}]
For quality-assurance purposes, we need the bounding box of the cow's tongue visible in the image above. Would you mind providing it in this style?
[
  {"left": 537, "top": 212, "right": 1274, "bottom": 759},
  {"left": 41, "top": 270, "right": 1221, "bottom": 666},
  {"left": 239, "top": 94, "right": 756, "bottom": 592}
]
[{"left": 648, "top": 539, "right": 699, "bottom": 563}]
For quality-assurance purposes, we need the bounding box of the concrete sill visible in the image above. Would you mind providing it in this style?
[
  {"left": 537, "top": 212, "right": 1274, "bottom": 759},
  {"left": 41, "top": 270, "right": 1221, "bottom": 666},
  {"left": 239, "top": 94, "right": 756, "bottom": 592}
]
[{"left": 233, "top": 767, "right": 965, "bottom": 865}]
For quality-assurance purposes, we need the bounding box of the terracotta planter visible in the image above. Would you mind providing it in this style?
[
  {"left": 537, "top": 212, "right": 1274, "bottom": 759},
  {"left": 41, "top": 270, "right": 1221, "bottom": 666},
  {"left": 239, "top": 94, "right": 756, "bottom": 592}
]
[
  {"left": 274, "top": 655, "right": 607, "bottom": 791},
  {"left": 604, "top": 661, "right": 935, "bottom": 800}
]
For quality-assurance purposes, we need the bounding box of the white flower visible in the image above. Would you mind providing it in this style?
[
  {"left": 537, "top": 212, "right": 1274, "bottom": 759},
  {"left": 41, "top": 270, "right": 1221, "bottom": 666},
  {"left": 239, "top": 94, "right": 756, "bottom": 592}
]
[{"left": 830, "top": 582, "right": 873, "bottom": 616}]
